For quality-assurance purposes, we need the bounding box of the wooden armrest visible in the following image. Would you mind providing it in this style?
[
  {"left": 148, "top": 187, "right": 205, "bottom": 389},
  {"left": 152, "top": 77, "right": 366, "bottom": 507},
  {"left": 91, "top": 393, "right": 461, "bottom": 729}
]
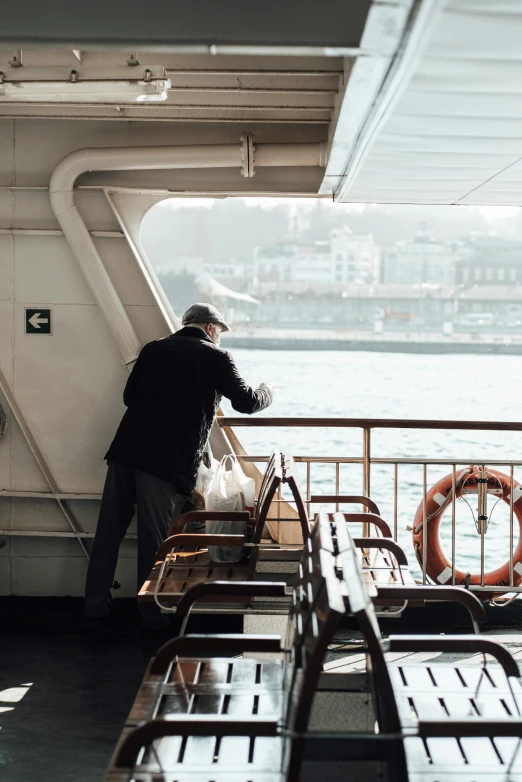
[
  {"left": 114, "top": 715, "right": 279, "bottom": 767},
  {"left": 156, "top": 532, "right": 245, "bottom": 560},
  {"left": 311, "top": 495, "right": 380, "bottom": 516},
  {"left": 169, "top": 510, "right": 250, "bottom": 536},
  {"left": 387, "top": 635, "right": 519, "bottom": 678},
  {"left": 176, "top": 580, "right": 287, "bottom": 617},
  {"left": 353, "top": 537, "right": 409, "bottom": 567},
  {"left": 417, "top": 718, "right": 522, "bottom": 738},
  {"left": 335, "top": 513, "right": 392, "bottom": 538},
  {"left": 376, "top": 586, "right": 486, "bottom": 624},
  {"left": 149, "top": 633, "right": 282, "bottom": 675}
]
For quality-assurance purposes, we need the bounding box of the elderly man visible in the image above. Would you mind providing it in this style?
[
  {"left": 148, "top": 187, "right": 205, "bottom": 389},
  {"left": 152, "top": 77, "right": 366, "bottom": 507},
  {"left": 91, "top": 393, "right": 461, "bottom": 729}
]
[{"left": 84, "top": 303, "right": 274, "bottom": 631}]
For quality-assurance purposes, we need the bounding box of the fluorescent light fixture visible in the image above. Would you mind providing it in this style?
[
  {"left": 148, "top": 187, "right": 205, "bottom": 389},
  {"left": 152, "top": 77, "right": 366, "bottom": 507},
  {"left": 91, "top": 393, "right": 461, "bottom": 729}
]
[{"left": 0, "top": 79, "right": 171, "bottom": 103}]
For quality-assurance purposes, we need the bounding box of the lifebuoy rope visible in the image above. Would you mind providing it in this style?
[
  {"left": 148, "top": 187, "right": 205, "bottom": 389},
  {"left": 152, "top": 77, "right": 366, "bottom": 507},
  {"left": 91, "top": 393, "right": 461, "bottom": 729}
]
[{"left": 413, "top": 467, "right": 473, "bottom": 535}]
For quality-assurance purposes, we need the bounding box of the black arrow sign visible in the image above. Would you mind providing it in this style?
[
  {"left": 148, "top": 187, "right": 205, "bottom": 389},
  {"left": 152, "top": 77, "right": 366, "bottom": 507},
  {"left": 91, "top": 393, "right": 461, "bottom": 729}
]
[{"left": 25, "top": 308, "right": 52, "bottom": 335}]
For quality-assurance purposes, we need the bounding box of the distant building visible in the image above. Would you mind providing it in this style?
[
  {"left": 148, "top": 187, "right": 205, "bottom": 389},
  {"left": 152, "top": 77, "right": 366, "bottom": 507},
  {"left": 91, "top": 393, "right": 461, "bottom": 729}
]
[
  {"left": 252, "top": 283, "right": 455, "bottom": 327},
  {"left": 202, "top": 259, "right": 252, "bottom": 292},
  {"left": 454, "top": 285, "right": 522, "bottom": 321},
  {"left": 455, "top": 234, "right": 522, "bottom": 285},
  {"left": 381, "top": 223, "right": 456, "bottom": 285},
  {"left": 253, "top": 227, "right": 378, "bottom": 287},
  {"left": 330, "top": 227, "right": 379, "bottom": 283}
]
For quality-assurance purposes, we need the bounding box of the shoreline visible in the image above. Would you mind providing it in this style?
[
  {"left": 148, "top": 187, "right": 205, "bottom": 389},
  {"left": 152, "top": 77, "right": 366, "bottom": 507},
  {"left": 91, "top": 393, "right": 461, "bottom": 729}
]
[{"left": 223, "top": 330, "right": 522, "bottom": 355}]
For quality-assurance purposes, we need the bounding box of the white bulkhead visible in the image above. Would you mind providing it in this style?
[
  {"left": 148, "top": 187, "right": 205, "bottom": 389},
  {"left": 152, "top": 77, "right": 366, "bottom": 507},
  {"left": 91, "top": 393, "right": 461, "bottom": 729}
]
[{"left": 0, "top": 114, "right": 330, "bottom": 595}]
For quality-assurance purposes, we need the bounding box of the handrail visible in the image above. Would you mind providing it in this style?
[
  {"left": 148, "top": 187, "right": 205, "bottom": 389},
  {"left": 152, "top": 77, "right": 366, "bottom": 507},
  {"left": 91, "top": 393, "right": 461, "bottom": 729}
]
[
  {"left": 216, "top": 415, "right": 522, "bottom": 595},
  {"left": 218, "top": 417, "right": 522, "bottom": 432}
]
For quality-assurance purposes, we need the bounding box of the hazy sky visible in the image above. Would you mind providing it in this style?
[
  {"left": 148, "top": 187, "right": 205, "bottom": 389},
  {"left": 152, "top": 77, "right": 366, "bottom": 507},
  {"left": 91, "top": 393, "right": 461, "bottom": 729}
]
[
  {"left": 141, "top": 197, "right": 522, "bottom": 271},
  {"left": 160, "top": 197, "right": 521, "bottom": 223}
]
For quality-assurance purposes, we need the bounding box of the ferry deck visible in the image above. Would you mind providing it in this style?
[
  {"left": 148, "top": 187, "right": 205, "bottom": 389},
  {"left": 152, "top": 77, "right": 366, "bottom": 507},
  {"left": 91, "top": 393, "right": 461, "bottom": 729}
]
[{"left": 2, "top": 2, "right": 522, "bottom": 781}]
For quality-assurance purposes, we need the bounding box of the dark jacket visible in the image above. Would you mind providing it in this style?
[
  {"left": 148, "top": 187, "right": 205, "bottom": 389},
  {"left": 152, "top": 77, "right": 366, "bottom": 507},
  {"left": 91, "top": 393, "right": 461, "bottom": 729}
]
[{"left": 105, "top": 326, "right": 273, "bottom": 493}]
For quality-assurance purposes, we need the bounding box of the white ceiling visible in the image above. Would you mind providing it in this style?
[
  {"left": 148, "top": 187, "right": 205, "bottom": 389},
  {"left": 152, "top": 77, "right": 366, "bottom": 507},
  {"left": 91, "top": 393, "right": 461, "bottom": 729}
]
[
  {"left": 0, "top": 51, "right": 344, "bottom": 125},
  {"left": 331, "top": 0, "right": 522, "bottom": 206}
]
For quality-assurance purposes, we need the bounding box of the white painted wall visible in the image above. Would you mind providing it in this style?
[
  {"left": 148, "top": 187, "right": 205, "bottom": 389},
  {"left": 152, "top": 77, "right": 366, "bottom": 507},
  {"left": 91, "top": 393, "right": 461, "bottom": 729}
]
[{"left": 0, "top": 118, "right": 323, "bottom": 596}]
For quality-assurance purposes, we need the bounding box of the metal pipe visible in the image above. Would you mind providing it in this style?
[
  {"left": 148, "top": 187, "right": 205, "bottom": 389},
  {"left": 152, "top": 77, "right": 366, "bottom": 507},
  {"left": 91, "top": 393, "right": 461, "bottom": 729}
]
[
  {"left": 510, "top": 465, "right": 515, "bottom": 587},
  {"left": 0, "top": 112, "right": 329, "bottom": 124},
  {"left": 0, "top": 228, "right": 123, "bottom": 237},
  {"left": 164, "top": 69, "right": 344, "bottom": 77},
  {"left": 240, "top": 454, "right": 522, "bottom": 467},
  {"left": 422, "top": 464, "right": 428, "bottom": 585},
  {"left": 50, "top": 140, "right": 325, "bottom": 366},
  {"left": 0, "top": 529, "right": 135, "bottom": 539},
  {"left": 164, "top": 86, "right": 337, "bottom": 94},
  {"left": 256, "top": 142, "right": 327, "bottom": 168},
  {"left": 362, "top": 428, "right": 371, "bottom": 496},
  {"left": 451, "top": 464, "right": 457, "bottom": 586},
  {"left": 306, "top": 461, "right": 311, "bottom": 517},
  {"left": 477, "top": 464, "right": 487, "bottom": 537},
  {"left": 393, "top": 463, "right": 398, "bottom": 542},
  {"left": 218, "top": 416, "right": 522, "bottom": 431},
  {"left": 362, "top": 427, "right": 371, "bottom": 536},
  {"left": 335, "top": 462, "right": 340, "bottom": 512},
  {"left": 0, "top": 490, "right": 102, "bottom": 500},
  {"left": 480, "top": 464, "right": 486, "bottom": 587}
]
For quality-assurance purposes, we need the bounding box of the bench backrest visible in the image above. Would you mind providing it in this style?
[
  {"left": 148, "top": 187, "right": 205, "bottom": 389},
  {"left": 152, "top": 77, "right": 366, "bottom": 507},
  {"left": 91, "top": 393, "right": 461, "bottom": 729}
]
[
  {"left": 251, "top": 450, "right": 283, "bottom": 543},
  {"left": 282, "top": 454, "right": 311, "bottom": 540},
  {"left": 331, "top": 511, "right": 402, "bottom": 735},
  {"left": 283, "top": 455, "right": 386, "bottom": 540},
  {"left": 285, "top": 513, "right": 345, "bottom": 731}
]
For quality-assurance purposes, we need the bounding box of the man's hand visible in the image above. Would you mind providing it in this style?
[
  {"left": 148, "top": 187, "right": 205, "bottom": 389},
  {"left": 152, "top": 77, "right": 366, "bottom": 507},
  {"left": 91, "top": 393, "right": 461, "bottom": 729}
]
[{"left": 261, "top": 382, "right": 275, "bottom": 394}]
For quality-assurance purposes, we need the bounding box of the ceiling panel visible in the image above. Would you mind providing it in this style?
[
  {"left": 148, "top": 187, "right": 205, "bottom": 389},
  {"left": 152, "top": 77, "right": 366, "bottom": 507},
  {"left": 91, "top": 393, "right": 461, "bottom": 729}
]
[{"left": 331, "top": 0, "right": 522, "bottom": 206}]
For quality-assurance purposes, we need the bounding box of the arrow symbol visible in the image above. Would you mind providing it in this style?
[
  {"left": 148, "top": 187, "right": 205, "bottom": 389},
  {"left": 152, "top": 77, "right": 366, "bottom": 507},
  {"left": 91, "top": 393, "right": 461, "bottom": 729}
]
[{"left": 28, "top": 312, "right": 49, "bottom": 329}]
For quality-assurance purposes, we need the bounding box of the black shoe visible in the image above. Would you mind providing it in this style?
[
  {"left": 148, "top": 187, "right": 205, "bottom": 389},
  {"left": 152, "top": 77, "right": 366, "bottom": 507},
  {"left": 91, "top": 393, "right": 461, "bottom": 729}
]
[{"left": 82, "top": 615, "right": 128, "bottom": 636}]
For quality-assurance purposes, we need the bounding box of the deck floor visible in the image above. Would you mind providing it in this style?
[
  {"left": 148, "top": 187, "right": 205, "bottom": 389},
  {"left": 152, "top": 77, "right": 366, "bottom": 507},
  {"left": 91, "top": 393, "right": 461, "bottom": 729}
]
[
  {"left": 1, "top": 599, "right": 522, "bottom": 782},
  {"left": 0, "top": 599, "right": 241, "bottom": 782}
]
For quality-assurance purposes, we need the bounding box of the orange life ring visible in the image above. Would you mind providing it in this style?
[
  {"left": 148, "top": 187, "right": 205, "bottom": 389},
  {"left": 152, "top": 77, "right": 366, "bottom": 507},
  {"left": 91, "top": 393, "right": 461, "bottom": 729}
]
[{"left": 412, "top": 465, "right": 522, "bottom": 600}]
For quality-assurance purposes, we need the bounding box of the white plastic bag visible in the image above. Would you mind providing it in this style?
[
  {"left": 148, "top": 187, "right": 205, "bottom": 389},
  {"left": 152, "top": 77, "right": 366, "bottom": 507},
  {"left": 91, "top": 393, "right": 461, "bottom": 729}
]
[
  {"left": 195, "top": 456, "right": 218, "bottom": 497},
  {"left": 205, "top": 454, "right": 253, "bottom": 563},
  {"left": 231, "top": 457, "right": 256, "bottom": 518}
]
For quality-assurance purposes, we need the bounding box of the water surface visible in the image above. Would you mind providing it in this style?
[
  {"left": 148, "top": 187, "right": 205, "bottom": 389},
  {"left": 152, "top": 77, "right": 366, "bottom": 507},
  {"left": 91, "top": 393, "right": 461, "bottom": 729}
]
[{"left": 221, "top": 350, "right": 522, "bottom": 578}]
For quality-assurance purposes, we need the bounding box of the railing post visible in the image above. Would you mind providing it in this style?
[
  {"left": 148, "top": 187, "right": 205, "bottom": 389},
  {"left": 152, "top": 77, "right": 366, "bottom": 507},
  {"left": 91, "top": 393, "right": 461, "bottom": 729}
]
[
  {"left": 393, "top": 463, "right": 398, "bottom": 542},
  {"left": 422, "top": 463, "right": 428, "bottom": 585},
  {"left": 363, "top": 427, "right": 371, "bottom": 536},
  {"left": 510, "top": 464, "right": 514, "bottom": 588},
  {"left": 335, "top": 461, "right": 340, "bottom": 512},
  {"left": 306, "top": 462, "right": 311, "bottom": 519},
  {"left": 479, "top": 464, "right": 486, "bottom": 588},
  {"left": 451, "top": 464, "right": 457, "bottom": 586}
]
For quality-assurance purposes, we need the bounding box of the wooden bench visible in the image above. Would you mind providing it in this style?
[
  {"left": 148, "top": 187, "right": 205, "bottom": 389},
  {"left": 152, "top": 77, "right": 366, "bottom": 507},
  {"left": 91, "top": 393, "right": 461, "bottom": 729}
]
[
  {"left": 283, "top": 457, "right": 483, "bottom": 620},
  {"left": 105, "top": 514, "right": 348, "bottom": 782},
  {"left": 331, "top": 511, "right": 522, "bottom": 782},
  {"left": 283, "top": 454, "right": 419, "bottom": 595},
  {"left": 139, "top": 451, "right": 301, "bottom": 609},
  {"left": 141, "top": 450, "right": 474, "bottom": 623}
]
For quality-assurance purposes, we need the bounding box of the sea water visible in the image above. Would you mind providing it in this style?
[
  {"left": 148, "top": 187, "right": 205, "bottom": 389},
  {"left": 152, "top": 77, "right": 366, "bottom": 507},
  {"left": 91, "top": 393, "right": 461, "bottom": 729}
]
[{"left": 221, "top": 349, "right": 522, "bottom": 580}]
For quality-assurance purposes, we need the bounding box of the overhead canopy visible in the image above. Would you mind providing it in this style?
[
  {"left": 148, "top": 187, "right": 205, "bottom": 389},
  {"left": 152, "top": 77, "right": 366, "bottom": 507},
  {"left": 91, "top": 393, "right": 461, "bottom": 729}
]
[
  {"left": 326, "top": 0, "right": 522, "bottom": 206},
  {"left": 2, "top": 1, "right": 522, "bottom": 206}
]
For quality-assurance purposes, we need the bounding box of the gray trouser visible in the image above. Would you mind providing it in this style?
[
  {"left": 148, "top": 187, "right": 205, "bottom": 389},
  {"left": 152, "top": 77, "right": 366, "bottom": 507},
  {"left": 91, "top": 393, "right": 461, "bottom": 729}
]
[{"left": 84, "top": 462, "right": 188, "bottom": 619}]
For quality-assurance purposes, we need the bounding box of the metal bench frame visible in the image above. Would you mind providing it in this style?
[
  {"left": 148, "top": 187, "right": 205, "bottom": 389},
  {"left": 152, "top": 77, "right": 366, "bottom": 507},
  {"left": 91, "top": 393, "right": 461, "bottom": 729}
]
[
  {"left": 332, "top": 511, "right": 522, "bottom": 782},
  {"left": 107, "top": 516, "right": 347, "bottom": 781}
]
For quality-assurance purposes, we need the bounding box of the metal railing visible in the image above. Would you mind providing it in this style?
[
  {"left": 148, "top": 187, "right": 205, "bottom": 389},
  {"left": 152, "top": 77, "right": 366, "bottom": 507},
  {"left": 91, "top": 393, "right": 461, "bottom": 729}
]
[{"left": 219, "top": 416, "right": 522, "bottom": 595}]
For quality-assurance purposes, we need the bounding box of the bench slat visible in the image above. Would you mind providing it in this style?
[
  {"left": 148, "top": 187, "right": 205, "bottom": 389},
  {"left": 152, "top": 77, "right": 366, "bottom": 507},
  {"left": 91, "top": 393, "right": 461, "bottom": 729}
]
[{"left": 426, "top": 736, "right": 467, "bottom": 766}]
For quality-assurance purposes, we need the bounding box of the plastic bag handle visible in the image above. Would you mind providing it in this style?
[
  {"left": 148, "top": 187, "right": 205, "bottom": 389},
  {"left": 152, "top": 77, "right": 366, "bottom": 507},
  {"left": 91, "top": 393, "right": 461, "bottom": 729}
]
[{"left": 219, "top": 453, "right": 239, "bottom": 469}]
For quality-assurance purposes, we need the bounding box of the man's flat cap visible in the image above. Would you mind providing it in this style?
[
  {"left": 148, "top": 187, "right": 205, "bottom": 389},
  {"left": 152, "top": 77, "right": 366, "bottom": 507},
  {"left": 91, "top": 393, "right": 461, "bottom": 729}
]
[{"left": 182, "top": 302, "right": 230, "bottom": 332}]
